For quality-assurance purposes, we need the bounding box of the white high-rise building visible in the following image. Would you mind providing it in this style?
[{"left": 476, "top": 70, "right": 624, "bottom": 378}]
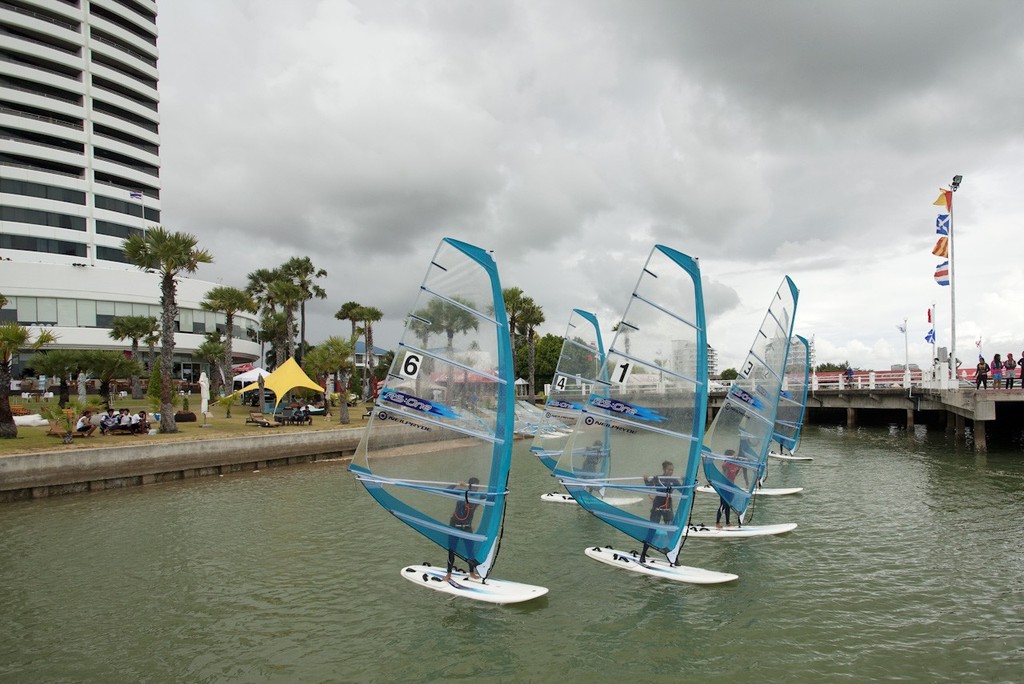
[{"left": 0, "top": 1, "right": 259, "bottom": 381}]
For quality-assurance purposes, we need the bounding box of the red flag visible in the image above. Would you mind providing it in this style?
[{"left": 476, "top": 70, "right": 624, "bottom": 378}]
[
  {"left": 927, "top": 309, "right": 932, "bottom": 323},
  {"left": 933, "top": 189, "right": 952, "bottom": 212},
  {"left": 932, "top": 237, "right": 949, "bottom": 257}
]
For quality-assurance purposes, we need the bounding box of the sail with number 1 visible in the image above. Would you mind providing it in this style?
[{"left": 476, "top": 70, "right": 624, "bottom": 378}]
[
  {"left": 349, "top": 238, "right": 547, "bottom": 604},
  {"left": 554, "top": 245, "right": 737, "bottom": 584}
]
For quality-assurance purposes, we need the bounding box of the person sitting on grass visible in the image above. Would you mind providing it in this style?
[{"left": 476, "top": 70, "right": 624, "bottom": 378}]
[
  {"left": 132, "top": 410, "right": 150, "bottom": 433},
  {"left": 75, "top": 410, "right": 97, "bottom": 437},
  {"left": 99, "top": 408, "right": 119, "bottom": 435}
]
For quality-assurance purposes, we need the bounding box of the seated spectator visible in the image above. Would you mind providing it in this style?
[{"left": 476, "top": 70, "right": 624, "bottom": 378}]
[
  {"left": 75, "top": 410, "right": 97, "bottom": 437},
  {"left": 99, "top": 408, "right": 119, "bottom": 435},
  {"left": 133, "top": 410, "right": 150, "bottom": 433},
  {"left": 294, "top": 406, "right": 311, "bottom": 425}
]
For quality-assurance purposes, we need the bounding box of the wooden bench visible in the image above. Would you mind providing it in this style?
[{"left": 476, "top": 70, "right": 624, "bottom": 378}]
[
  {"left": 10, "top": 404, "right": 29, "bottom": 416},
  {"left": 46, "top": 420, "right": 85, "bottom": 438},
  {"left": 246, "top": 412, "right": 274, "bottom": 427}
]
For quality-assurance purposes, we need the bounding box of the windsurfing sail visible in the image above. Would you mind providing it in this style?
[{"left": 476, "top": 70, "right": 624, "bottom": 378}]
[
  {"left": 530, "top": 309, "right": 606, "bottom": 471},
  {"left": 349, "top": 238, "right": 513, "bottom": 580},
  {"left": 702, "top": 277, "right": 799, "bottom": 518},
  {"left": 554, "top": 245, "right": 708, "bottom": 565},
  {"left": 773, "top": 334, "right": 810, "bottom": 454}
]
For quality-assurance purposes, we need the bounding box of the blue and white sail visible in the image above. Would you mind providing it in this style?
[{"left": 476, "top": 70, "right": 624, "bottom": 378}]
[
  {"left": 554, "top": 245, "right": 708, "bottom": 565},
  {"left": 773, "top": 334, "right": 810, "bottom": 455},
  {"left": 531, "top": 309, "right": 606, "bottom": 471},
  {"left": 349, "top": 238, "right": 513, "bottom": 580},
  {"left": 702, "top": 277, "right": 799, "bottom": 518}
]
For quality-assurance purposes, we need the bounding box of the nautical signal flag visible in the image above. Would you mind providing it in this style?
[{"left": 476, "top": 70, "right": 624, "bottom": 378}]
[
  {"left": 936, "top": 214, "right": 950, "bottom": 235},
  {"left": 932, "top": 236, "right": 949, "bottom": 258},
  {"left": 934, "top": 261, "right": 950, "bottom": 286},
  {"left": 925, "top": 329, "right": 936, "bottom": 344},
  {"left": 897, "top": 323, "right": 907, "bottom": 334},
  {"left": 933, "top": 189, "right": 952, "bottom": 212},
  {"left": 927, "top": 309, "right": 932, "bottom": 323},
  {"left": 129, "top": 191, "right": 143, "bottom": 199}
]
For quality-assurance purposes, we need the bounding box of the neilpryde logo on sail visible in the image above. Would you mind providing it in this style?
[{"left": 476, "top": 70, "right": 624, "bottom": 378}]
[
  {"left": 381, "top": 389, "right": 460, "bottom": 419},
  {"left": 587, "top": 395, "right": 667, "bottom": 422},
  {"left": 728, "top": 386, "right": 765, "bottom": 410}
]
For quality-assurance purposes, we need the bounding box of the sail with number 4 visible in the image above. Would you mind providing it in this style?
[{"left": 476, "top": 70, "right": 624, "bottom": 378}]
[
  {"left": 772, "top": 334, "right": 810, "bottom": 455},
  {"left": 554, "top": 245, "right": 708, "bottom": 565},
  {"left": 530, "top": 309, "right": 606, "bottom": 471},
  {"left": 349, "top": 238, "right": 513, "bottom": 580},
  {"left": 702, "top": 277, "right": 799, "bottom": 519}
]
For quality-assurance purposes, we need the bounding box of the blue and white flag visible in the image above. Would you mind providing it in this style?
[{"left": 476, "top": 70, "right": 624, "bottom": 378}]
[
  {"left": 129, "top": 190, "right": 143, "bottom": 199},
  {"left": 934, "top": 261, "right": 949, "bottom": 286},
  {"left": 897, "top": 323, "right": 907, "bottom": 334},
  {"left": 925, "top": 329, "right": 936, "bottom": 344},
  {"left": 935, "top": 214, "right": 950, "bottom": 235}
]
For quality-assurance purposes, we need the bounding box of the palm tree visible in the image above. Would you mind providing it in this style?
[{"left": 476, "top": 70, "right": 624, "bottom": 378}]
[
  {"left": 517, "top": 297, "right": 545, "bottom": 402},
  {"left": 1, "top": 322, "right": 58, "bottom": 438},
  {"left": 31, "top": 349, "right": 86, "bottom": 408},
  {"left": 335, "top": 300, "right": 362, "bottom": 396},
  {"left": 123, "top": 227, "right": 213, "bottom": 434},
  {"left": 282, "top": 256, "right": 327, "bottom": 365},
  {"left": 358, "top": 305, "right": 383, "bottom": 398},
  {"left": 303, "top": 335, "right": 354, "bottom": 424},
  {"left": 268, "top": 278, "right": 303, "bottom": 362},
  {"left": 201, "top": 286, "right": 256, "bottom": 394},
  {"left": 109, "top": 315, "right": 159, "bottom": 399},
  {"left": 195, "top": 336, "right": 226, "bottom": 405},
  {"left": 503, "top": 287, "right": 525, "bottom": 370},
  {"left": 246, "top": 267, "right": 283, "bottom": 366},
  {"left": 82, "top": 350, "right": 142, "bottom": 408}
]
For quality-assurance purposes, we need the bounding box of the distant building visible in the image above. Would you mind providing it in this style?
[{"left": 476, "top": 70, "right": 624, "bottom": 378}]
[{"left": 0, "top": 1, "right": 259, "bottom": 381}]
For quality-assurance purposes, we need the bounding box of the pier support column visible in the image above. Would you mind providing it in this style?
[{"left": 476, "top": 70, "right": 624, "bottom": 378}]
[
  {"left": 955, "top": 413, "right": 965, "bottom": 438},
  {"left": 974, "top": 420, "right": 987, "bottom": 452},
  {"left": 846, "top": 408, "right": 856, "bottom": 428},
  {"left": 945, "top": 410, "right": 954, "bottom": 434},
  {"left": 906, "top": 409, "right": 914, "bottom": 430}
]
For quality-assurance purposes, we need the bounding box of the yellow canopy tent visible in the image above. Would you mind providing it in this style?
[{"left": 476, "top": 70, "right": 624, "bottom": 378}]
[{"left": 238, "top": 357, "right": 323, "bottom": 411}]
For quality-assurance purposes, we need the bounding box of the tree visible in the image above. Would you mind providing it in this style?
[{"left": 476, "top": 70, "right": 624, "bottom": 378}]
[
  {"left": 201, "top": 285, "right": 256, "bottom": 395},
  {"left": 282, "top": 256, "right": 327, "bottom": 365},
  {"left": 517, "top": 296, "right": 545, "bottom": 402},
  {"left": 1, "top": 323, "right": 58, "bottom": 438},
  {"left": 124, "top": 227, "right": 213, "bottom": 433},
  {"left": 31, "top": 349, "right": 86, "bottom": 408},
  {"left": 268, "top": 278, "right": 303, "bottom": 364},
  {"left": 357, "top": 305, "right": 383, "bottom": 398},
  {"left": 109, "top": 315, "right": 159, "bottom": 399},
  {"left": 82, "top": 350, "right": 142, "bottom": 408},
  {"left": 303, "top": 335, "right": 354, "bottom": 424},
  {"left": 335, "top": 301, "right": 363, "bottom": 390},
  {"left": 816, "top": 361, "right": 850, "bottom": 373},
  {"left": 195, "top": 335, "right": 226, "bottom": 400},
  {"left": 720, "top": 367, "right": 739, "bottom": 381},
  {"left": 532, "top": 333, "right": 563, "bottom": 392},
  {"left": 503, "top": 287, "right": 525, "bottom": 371}
]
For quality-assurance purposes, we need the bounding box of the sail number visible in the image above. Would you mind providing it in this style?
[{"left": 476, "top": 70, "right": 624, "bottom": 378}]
[
  {"left": 554, "top": 374, "right": 568, "bottom": 391},
  {"left": 401, "top": 352, "right": 422, "bottom": 378},
  {"left": 613, "top": 361, "right": 633, "bottom": 384},
  {"left": 739, "top": 360, "right": 754, "bottom": 378}
]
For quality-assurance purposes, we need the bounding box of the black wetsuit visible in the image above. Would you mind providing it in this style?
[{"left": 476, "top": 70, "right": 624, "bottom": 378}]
[{"left": 447, "top": 486, "right": 480, "bottom": 575}]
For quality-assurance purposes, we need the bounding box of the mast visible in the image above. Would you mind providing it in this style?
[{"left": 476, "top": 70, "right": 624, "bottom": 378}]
[{"left": 948, "top": 174, "right": 963, "bottom": 387}]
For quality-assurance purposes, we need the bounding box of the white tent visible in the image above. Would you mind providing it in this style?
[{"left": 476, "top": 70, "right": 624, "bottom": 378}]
[{"left": 233, "top": 367, "right": 271, "bottom": 386}]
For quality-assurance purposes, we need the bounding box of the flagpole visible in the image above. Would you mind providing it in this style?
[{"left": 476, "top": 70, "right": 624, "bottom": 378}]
[
  {"left": 930, "top": 304, "right": 937, "bottom": 381},
  {"left": 948, "top": 175, "right": 962, "bottom": 388},
  {"left": 903, "top": 317, "right": 910, "bottom": 388}
]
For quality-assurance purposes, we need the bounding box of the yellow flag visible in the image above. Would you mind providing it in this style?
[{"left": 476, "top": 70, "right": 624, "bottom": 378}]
[{"left": 933, "top": 189, "right": 952, "bottom": 211}]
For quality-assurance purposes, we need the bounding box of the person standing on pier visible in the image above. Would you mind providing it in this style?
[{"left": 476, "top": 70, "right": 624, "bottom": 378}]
[
  {"left": 991, "top": 354, "right": 1003, "bottom": 389},
  {"left": 975, "top": 356, "right": 990, "bottom": 390},
  {"left": 1005, "top": 353, "right": 1017, "bottom": 390}
]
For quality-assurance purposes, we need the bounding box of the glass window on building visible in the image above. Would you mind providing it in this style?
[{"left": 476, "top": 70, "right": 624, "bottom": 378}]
[
  {"left": 57, "top": 298, "right": 76, "bottom": 326},
  {"left": 96, "top": 301, "right": 115, "bottom": 328},
  {"left": 132, "top": 303, "right": 151, "bottom": 317},
  {"left": 1, "top": 296, "right": 17, "bottom": 322},
  {"left": 77, "top": 300, "right": 97, "bottom": 327},
  {"left": 114, "top": 302, "right": 133, "bottom": 317},
  {"left": 36, "top": 298, "right": 57, "bottom": 325},
  {"left": 17, "top": 297, "right": 37, "bottom": 324},
  {"left": 179, "top": 309, "right": 194, "bottom": 333},
  {"left": 206, "top": 311, "right": 219, "bottom": 335}
]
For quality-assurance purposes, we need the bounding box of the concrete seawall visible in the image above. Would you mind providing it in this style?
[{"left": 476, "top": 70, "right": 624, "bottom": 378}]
[{"left": 0, "top": 428, "right": 365, "bottom": 503}]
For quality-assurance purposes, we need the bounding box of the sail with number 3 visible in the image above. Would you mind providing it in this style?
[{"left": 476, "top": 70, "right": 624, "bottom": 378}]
[
  {"left": 702, "top": 277, "right": 799, "bottom": 521},
  {"left": 349, "top": 238, "right": 546, "bottom": 602}
]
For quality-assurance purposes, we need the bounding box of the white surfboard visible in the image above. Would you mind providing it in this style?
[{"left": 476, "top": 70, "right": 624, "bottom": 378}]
[
  {"left": 696, "top": 484, "right": 803, "bottom": 496},
  {"left": 583, "top": 546, "right": 738, "bottom": 584},
  {"left": 683, "top": 522, "right": 797, "bottom": 539},
  {"left": 768, "top": 451, "right": 813, "bottom": 462},
  {"left": 400, "top": 565, "right": 548, "bottom": 605},
  {"left": 541, "top": 492, "right": 643, "bottom": 506}
]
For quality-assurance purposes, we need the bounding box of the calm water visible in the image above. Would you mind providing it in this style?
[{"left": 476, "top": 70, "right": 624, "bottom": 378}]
[{"left": 1, "top": 427, "right": 1022, "bottom": 683}]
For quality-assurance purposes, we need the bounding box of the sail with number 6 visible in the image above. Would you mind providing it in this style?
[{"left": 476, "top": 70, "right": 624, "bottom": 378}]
[
  {"left": 554, "top": 245, "right": 709, "bottom": 566},
  {"left": 349, "top": 238, "right": 515, "bottom": 581},
  {"left": 702, "top": 277, "right": 799, "bottom": 520}
]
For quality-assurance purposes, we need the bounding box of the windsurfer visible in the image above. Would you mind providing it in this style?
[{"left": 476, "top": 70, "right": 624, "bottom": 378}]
[
  {"left": 444, "top": 478, "right": 481, "bottom": 583},
  {"left": 639, "top": 461, "right": 679, "bottom": 563},
  {"left": 717, "top": 449, "right": 738, "bottom": 529}
]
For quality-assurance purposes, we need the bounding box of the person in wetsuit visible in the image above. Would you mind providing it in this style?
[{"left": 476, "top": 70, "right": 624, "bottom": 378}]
[
  {"left": 444, "top": 477, "right": 481, "bottom": 583},
  {"left": 639, "top": 461, "right": 680, "bottom": 563}
]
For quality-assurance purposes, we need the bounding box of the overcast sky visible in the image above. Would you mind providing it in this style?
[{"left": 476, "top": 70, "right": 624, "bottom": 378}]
[{"left": 155, "top": 1, "right": 1024, "bottom": 372}]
